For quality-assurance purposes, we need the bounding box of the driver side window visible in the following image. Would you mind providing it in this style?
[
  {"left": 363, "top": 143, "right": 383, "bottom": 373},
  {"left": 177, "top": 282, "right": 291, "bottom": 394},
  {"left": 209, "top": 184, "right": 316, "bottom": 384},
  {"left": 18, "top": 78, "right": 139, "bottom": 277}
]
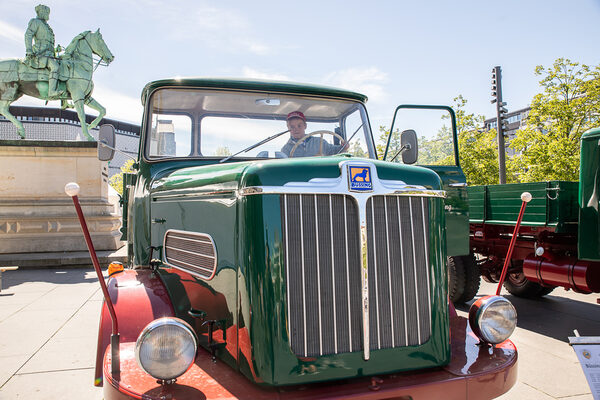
[{"left": 343, "top": 109, "right": 369, "bottom": 158}]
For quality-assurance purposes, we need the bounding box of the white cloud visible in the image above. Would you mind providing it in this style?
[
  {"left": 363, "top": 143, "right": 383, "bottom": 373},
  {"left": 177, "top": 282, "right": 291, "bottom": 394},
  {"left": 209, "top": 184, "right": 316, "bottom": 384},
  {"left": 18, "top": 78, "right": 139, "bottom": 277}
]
[
  {"left": 90, "top": 86, "right": 142, "bottom": 124},
  {"left": 148, "top": 4, "right": 270, "bottom": 56},
  {"left": 0, "top": 20, "right": 23, "bottom": 43},
  {"left": 242, "top": 67, "right": 290, "bottom": 81},
  {"left": 323, "top": 67, "right": 389, "bottom": 103},
  {"left": 8, "top": 85, "right": 141, "bottom": 124}
]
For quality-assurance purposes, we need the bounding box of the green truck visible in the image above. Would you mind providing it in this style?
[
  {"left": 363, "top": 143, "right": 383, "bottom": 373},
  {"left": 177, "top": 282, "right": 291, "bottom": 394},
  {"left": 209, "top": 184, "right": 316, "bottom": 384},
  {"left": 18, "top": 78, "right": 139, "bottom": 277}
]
[
  {"left": 86, "top": 78, "right": 518, "bottom": 399},
  {"left": 466, "top": 128, "right": 600, "bottom": 299}
]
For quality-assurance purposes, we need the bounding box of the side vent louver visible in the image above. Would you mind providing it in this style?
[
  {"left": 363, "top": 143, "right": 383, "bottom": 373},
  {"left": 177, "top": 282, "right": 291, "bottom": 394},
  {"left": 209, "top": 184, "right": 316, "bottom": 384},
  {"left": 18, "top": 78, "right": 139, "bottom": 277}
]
[{"left": 164, "top": 229, "right": 217, "bottom": 280}]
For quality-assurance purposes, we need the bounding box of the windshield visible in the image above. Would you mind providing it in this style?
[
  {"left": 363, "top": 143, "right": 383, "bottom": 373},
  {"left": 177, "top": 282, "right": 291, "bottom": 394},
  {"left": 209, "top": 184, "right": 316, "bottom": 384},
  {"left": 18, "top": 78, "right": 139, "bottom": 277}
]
[{"left": 145, "top": 88, "right": 375, "bottom": 160}]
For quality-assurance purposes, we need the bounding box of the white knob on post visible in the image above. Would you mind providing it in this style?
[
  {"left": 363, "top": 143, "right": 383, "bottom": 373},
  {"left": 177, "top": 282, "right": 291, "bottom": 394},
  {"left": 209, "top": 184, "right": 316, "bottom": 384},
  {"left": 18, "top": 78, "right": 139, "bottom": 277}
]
[
  {"left": 521, "top": 192, "right": 532, "bottom": 203},
  {"left": 64, "top": 182, "right": 80, "bottom": 197}
]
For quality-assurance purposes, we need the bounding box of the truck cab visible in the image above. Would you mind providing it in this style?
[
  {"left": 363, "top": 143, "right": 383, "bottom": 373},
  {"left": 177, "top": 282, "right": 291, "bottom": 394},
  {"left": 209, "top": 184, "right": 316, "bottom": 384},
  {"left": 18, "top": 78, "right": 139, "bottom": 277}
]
[{"left": 93, "top": 78, "right": 518, "bottom": 399}]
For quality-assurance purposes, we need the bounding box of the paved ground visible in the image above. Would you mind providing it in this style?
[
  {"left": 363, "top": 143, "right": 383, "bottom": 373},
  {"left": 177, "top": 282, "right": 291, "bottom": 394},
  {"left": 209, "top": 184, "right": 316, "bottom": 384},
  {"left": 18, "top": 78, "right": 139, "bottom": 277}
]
[
  {"left": 0, "top": 268, "right": 597, "bottom": 399},
  {"left": 456, "top": 281, "right": 599, "bottom": 400},
  {"left": 0, "top": 268, "right": 104, "bottom": 399}
]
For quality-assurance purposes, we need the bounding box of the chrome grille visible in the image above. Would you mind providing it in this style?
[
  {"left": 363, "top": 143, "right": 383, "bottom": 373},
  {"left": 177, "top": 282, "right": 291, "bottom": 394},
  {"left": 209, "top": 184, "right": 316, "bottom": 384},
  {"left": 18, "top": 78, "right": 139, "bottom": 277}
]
[
  {"left": 164, "top": 230, "right": 217, "bottom": 280},
  {"left": 282, "top": 194, "right": 362, "bottom": 357},
  {"left": 282, "top": 193, "right": 432, "bottom": 358},
  {"left": 366, "top": 196, "right": 431, "bottom": 349}
]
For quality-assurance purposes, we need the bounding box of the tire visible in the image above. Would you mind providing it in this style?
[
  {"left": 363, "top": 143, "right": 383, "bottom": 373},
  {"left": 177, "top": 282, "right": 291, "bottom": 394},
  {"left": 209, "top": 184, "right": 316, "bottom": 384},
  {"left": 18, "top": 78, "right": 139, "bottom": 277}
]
[
  {"left": 457, "top": 254, "right": 481, "bottom": 303},
  {"left": 503, "top": 271, "right": 555, "bottom": 298},
  {"left": 448, "top": 256, "right": 465, "bottom": 304}
]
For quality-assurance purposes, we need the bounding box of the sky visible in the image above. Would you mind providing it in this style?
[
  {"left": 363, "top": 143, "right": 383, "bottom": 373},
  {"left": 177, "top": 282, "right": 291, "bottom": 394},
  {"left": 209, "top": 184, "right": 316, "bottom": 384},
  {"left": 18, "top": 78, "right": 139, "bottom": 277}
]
[{"left": 0, "top": 0, "right": 599, "bottom": 132}]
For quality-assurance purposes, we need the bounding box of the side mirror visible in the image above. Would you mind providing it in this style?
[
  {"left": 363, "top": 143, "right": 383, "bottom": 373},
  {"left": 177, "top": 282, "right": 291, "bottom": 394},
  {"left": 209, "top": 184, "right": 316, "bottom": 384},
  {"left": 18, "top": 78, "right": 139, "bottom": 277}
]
[
  {"left": 98, "top": 124, "right": 116, "bottom": 161},
  {"left": 400, "top": 129, "right": 418, "bottom": 164}
]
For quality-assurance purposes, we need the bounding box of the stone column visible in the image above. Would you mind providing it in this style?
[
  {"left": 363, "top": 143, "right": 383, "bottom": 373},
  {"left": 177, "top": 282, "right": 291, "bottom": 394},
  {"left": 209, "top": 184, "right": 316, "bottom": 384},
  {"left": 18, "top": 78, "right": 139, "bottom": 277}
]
[{"left": 0, "top": 140, "right": 123, "bottom": 256}]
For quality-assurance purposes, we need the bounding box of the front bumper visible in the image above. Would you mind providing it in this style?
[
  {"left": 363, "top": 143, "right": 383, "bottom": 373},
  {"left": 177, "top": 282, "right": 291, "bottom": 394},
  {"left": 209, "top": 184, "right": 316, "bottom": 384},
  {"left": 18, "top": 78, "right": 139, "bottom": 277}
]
[{"left": 102, "top": 315, "right": 517, "bottom": 400}]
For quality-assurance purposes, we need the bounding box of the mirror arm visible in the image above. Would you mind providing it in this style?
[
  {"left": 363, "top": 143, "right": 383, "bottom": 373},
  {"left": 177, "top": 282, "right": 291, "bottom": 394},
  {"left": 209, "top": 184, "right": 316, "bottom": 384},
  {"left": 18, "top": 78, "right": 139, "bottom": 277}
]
[
  {"left": 389, "top": 143, "right": 410, "bottom": 162},
  {"left": 99, "top": 140, "right": 137, "bottom": 162}
]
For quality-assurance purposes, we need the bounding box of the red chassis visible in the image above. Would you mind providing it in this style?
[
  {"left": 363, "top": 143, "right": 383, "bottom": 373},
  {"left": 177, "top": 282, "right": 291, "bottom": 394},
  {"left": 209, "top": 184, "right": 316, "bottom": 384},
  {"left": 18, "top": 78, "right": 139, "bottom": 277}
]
[{"left": 97, "top": 270, "right": 517, "bottom": 400}]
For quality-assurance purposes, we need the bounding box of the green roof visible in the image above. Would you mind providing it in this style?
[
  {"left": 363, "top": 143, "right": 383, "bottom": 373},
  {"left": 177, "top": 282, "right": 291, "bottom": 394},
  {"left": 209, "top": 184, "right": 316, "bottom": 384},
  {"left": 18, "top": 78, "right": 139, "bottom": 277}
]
[
  {"left": 581, "top": 127, "right": 600, "bottom": 140},
  {"left": 141, "top": 77, "right": 368, "bottom": 105}
]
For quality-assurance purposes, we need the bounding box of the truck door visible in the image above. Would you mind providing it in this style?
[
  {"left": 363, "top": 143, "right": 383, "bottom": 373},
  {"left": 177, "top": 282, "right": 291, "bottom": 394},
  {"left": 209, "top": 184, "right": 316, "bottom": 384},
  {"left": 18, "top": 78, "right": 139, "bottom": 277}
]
[{"left": 384, "top": 104, "right": 469, "bottom": 257}]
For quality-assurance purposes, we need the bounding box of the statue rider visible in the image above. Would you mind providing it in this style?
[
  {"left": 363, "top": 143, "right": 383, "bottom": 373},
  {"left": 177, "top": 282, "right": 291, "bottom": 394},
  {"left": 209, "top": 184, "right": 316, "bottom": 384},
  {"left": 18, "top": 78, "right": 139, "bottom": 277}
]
[{"left": 24, "top": 4, "right": 62, "bottom": 99}]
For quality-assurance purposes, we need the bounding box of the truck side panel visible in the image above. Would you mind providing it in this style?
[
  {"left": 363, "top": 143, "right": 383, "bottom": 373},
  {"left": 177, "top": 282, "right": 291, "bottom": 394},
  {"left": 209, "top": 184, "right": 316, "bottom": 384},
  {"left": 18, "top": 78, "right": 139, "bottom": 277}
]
[{"left": 579, "top": 129, "right": 600, "bottom": 261}]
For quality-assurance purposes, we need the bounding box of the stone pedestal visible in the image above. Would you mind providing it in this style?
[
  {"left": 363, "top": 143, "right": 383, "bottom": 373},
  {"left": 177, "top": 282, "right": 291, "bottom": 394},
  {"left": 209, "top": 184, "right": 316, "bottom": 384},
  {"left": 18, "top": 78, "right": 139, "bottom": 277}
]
[{"left": 0, "top": 140, "right": 123, "bottom": 258}]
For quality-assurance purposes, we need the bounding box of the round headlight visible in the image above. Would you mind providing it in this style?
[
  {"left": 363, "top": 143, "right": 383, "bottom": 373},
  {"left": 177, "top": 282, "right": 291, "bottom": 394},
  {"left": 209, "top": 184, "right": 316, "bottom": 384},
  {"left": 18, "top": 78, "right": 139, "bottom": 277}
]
[
  {"left": 468, "top": 295, "right": 517, "bottom": 344},
  {"left": 135, "top": 317, "right": 198, "bottom": 381}
]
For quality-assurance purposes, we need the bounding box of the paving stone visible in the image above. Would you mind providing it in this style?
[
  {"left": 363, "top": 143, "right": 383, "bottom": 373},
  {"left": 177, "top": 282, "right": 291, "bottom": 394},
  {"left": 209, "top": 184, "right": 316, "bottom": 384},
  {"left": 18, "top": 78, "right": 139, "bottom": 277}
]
[{"left": 0, "top": 368, "right": 103, "bottom": 400}]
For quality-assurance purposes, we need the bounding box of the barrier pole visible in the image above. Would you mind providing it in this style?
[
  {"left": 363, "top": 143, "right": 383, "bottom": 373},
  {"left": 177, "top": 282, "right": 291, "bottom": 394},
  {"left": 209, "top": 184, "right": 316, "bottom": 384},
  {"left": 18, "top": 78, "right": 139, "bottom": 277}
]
[{"left": 496, "top": 192, "right": 532, "bottom": 296}]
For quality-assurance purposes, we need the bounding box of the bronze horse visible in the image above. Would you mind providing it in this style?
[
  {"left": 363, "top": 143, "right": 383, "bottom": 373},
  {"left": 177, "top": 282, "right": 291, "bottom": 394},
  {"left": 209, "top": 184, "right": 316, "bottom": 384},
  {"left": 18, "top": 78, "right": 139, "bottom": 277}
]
[{"left": 0, "top": 29, "right": 114, "bottom": 140}]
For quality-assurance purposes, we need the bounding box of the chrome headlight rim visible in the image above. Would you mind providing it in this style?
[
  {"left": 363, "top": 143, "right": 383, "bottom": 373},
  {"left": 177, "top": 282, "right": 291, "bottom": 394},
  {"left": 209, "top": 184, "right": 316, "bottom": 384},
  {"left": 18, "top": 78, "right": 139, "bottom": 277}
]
[
  {"left": 468, "top": 295, "right": 517, "bottom": 345},
  {"left": 135, "top": 317, "right": 198, "bottom": 381}
]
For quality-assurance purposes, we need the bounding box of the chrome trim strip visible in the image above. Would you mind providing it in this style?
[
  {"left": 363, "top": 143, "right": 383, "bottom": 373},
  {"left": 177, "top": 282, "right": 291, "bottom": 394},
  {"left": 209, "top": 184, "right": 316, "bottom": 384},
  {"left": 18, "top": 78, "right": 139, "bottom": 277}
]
[
  {"left": 240, "top": 186, "right": 445, "bottom": 198},
  {"left": 329, "top": 195, "right": 338, "bottom": 354},
  {"left": 314, "top": 195, "right": 323, "bottom": 355},
  {"left": 299, "top": 195, "right": 308, "bottom": 357},
  {"left": 153, "top": 190, "right": 236, "bottom": 200},
  {"left": 359, "top": 199, "right": 369, "bottom": 360},
  {"left": 422, "top": 197, "right": 432, "bottom": 335},
  {"left": 370, "top": 199, "right": 381, "bottom": 350},
  {"left": 448, "top": 182, "right": 467, "bottom": 187},
  {"left": 284, "top": 195, "right": 292, "bottom": 354},
  {"left": 397, "top": 197, "right": 408, "bottom": 346},
  {"left": 384, "top": 197, "right": 395, "bottom": 347},
  {"left": 409, "top": 198, "right": 421, "bottom": 344},
  {"left": 344, "top": 198, "right": 353, "bottom": 353}
]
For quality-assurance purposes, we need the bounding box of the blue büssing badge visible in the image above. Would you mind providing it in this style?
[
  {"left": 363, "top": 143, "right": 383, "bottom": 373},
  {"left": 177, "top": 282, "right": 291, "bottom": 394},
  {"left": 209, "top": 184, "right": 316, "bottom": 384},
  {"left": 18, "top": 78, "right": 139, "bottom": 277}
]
[{"left": 348, "top": 166, "right": 373, "bottom": 191}]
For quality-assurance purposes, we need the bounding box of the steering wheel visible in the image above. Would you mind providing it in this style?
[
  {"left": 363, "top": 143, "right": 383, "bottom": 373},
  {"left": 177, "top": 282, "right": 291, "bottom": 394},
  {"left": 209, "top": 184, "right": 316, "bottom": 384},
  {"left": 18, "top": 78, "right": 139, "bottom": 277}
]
[{"left": 289, "top": 130, "right": 347, "bottom": 157}]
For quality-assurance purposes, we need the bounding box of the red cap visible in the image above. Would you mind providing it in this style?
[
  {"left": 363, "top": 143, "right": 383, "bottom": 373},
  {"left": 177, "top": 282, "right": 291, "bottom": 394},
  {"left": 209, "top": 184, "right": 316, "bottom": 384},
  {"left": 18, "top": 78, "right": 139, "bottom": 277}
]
[{"left": 286, "top": 111, "right": 306, "bottom": 122}]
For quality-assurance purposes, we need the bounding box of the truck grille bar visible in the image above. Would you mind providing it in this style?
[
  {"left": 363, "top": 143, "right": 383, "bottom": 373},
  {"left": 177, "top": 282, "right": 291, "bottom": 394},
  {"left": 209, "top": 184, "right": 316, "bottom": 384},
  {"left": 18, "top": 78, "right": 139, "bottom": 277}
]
[
  {"left": 283, "top": 194, "right": 363, "bottom": 357},
  {"left": 366, "top": 196, "right": 431, "bottom": 350},
  {"left": 164, "top": 230, "right": 217, "bottom": 280},
  {"left": 282, "top": 194, "right": 432, "bottom": 358}
]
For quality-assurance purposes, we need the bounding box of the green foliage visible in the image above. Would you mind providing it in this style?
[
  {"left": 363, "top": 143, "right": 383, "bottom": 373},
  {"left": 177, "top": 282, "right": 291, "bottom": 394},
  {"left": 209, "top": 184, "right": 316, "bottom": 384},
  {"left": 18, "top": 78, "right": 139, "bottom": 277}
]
[
  {"left": 214, "top": 146, "right": 231, "bottom": 156},
  {"left": 376, "top": 96, "right": 502, "bottom": 185},
  {"left": 376, "top": 125, "right": 399, "bottom": 160},
  {"left": 418, "top": 126, "right": 454, "bottom": 165},
  {"left": 375, "top": 58, "right": 600, "bottom": 185},
  {"left": 458, "top": 127, "right": 501, "bottom": 185},
  {"left": 108, "top": 159, "right": 135, "bottom": 196},
  {"left": 510, "top": 58, "right": 600, "bottom": 182},
  {"left": 452, "top": 95, "right": 507, "bottom": 185},
  {"left": 349, "top": 139, "right": 368, "bottom": 158}
]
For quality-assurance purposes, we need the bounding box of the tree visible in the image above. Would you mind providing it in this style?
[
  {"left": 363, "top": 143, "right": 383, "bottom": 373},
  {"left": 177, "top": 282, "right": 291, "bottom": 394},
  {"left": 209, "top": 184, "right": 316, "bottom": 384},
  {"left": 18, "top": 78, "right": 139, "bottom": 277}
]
[
  {"left": 452, "top": 95, "right": 505, "bottom": 185},
  {"left": 376, "top": 125, "right": 400, "bottom": 160},
  {"left": 349, "top": 139, "right": 367, "bottom": 158},
  {"left": 109, "top": 159, "right": 135, "bottom": 196},
  {"left": 509, "top": 58, "right": 600, "bottom": 182},
  {"left": 214, "top": 146, "right": 231, "bottom": 156},
  {"left": 376, "top": 96, "right": 502, "bottom": 185}
]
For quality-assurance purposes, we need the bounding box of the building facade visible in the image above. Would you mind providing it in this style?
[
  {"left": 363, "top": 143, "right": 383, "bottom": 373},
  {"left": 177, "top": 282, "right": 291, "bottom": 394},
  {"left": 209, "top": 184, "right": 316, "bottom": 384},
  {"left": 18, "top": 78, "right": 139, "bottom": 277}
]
[
  {"left": 483, "top": 106, "right": 530, "bottom": 156},
  {"left": 0, "top": 105, "right": 140, "bottom": 178}
]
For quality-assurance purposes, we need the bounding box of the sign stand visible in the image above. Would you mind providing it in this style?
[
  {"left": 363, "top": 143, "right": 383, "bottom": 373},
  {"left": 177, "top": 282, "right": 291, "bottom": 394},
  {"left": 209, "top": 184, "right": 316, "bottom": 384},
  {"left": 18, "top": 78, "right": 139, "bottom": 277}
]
[{"left": 569, "top": 330, "right": 600, "bottom": 399}]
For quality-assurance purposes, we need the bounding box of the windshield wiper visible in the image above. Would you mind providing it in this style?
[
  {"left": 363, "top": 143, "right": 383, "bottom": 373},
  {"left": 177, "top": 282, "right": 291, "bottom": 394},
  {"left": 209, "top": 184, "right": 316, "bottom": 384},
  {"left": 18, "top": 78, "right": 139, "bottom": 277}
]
[
  {"left": 334, "top": 123, "right": 363, "bottom": 155},
  {"left": 219, "top": 129, "right": 289, "bottom": 163}
]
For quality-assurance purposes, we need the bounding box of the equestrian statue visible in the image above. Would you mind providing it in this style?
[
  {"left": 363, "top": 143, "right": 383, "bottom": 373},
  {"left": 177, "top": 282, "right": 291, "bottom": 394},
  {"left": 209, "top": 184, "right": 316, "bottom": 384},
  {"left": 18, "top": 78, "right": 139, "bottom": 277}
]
[{"left": 0, "top": 4, "right": 114, "bottom": 141}]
